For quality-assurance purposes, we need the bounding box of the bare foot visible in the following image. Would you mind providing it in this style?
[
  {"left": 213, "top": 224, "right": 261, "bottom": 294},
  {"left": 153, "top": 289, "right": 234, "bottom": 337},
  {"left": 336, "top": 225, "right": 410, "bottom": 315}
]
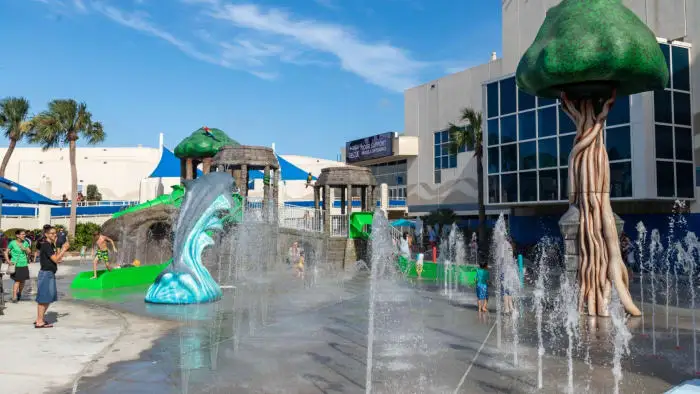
[{"left": 90, "top": 275, "right": 97, "bottom": 279}]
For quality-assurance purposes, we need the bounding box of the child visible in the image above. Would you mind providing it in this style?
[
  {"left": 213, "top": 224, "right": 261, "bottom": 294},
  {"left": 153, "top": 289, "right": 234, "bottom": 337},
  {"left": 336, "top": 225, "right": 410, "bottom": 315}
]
[
  {"left": 295, "top": 251, "right": 305, "bottom": 279},
  {"left": 476, "top": 262, "right": 490, "bottom": 312},
  {"left": 91, "top": 231, "right": 118, "bottom": 279},
  {"left": 415, "top": 253, "right": 424, "bottom": 279},
  {"left": 501, "top": 271, "right": 514, "bottom": 314}
]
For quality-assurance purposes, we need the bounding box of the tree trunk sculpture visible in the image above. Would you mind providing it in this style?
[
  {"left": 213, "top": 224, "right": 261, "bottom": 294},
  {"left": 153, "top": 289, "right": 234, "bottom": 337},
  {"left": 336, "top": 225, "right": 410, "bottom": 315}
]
[
  {"left": 560, "top": 92, "right": 639, "bottom": 316},
  {"left": 515, "top": 0, "right": 669, "bottom": 316}
]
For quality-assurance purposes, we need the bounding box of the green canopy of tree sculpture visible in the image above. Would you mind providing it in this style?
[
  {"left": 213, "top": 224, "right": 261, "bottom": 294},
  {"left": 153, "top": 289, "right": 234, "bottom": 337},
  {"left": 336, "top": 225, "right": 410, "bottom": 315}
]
[
  {"left": 174, "top": 127, "right": 239, "bottom": 158},
  {"left": 516, "top": 0, "right": 668, "bottom": 317}
]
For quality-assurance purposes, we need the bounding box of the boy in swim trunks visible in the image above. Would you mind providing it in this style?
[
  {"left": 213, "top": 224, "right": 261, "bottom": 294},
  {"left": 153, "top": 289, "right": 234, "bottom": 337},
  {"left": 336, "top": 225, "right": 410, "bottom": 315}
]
[{"left": 91, "top": 231, "right": 118, "bottom": 279}]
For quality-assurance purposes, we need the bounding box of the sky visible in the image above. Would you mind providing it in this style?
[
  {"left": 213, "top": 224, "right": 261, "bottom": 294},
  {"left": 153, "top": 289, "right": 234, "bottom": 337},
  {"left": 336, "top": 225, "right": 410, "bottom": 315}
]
[{"left": 1, "top": 0, "right": 502, "bottom": 159}]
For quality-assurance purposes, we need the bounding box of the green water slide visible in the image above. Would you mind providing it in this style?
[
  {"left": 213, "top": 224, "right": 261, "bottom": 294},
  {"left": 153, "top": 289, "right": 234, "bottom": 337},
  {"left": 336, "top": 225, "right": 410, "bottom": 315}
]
[
  {"left": 70, "top": 260, "right": 171, "bottom": 291},
  {"left": 349, "top": 211, "right": 374, "bottom": 239},
  {"left": 397, "top": 256, "right": 478, "bottom": 286}
]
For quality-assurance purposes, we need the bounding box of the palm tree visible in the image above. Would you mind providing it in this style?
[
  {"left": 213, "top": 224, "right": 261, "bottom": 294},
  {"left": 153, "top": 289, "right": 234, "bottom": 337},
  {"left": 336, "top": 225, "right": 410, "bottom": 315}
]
[
  {"left": 446, "top": 107, "right": 486, "bottom": 257},
  {"left": 0, "top": 97, "right": 32, "bottom": 177},
  {"left": 29, "top": 99, "right": 104, "bottom": 237}
]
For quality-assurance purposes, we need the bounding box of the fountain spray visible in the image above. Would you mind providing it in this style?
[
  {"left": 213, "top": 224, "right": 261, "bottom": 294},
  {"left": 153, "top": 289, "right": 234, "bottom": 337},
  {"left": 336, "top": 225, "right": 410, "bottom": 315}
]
[
  {"left": 609, "top": 285, "right": 633, "bottom": 394},
  {"left": 650, "top": 229, "right": 663, "bottom": 356},
  {"left": 636, "top": 222, "right": 647, "bottom": 336},
  {"left": 493, "top": 214, "right": 507, "bottom": 349},
  {"left": 532, "top": 238, "right": 551, "bottom": 389},
  {"left": 684, "top": 232, "right": 698, "bottom": 374}
]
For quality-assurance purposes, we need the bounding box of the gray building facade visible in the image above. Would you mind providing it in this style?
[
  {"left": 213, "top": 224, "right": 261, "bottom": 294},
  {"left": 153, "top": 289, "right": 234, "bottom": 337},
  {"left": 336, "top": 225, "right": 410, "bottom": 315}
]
[{"left": 404, "top": 0, "right": 699, "bottom": 220}]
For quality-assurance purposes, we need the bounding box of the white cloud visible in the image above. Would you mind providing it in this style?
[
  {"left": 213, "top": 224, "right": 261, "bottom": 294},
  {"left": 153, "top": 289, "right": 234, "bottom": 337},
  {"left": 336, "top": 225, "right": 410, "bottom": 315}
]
[{"left": 199, "top": 2, "right": 427, "bottom": 92}]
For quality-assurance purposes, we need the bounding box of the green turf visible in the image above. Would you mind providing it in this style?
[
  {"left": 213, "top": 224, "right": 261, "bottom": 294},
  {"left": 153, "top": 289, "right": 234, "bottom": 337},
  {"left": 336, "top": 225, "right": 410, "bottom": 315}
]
[
  {"left": 69, "top": 260, "right": 171, "bottom": 291},
  {"left": 397, "top": 256, "right": 478, "bottom": 286}
]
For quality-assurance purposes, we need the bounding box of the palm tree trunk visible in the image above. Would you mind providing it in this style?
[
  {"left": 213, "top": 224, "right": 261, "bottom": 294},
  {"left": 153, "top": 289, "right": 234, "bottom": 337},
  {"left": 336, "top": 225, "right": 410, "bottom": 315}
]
[
  {"left": 0, "top": 138, "right": 17, "bottom": 178},
  {"left": 476, "top": 151, "right": 487, "bottom": 258},
  {"left": 69, "top": 139, "right": 78, "bottom": 238}
]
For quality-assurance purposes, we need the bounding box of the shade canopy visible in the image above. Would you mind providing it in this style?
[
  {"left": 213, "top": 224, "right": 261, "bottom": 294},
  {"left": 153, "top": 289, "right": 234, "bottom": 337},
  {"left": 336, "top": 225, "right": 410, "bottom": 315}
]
[
  {"left": 0, "top": 177, "right": 58, "bottom": 205},
  {"left": 249, "top": 154, "right": 315, "bottom": 181},
  {"left": 391, "top": 218, "right": 415, "bottom": 228},
  {"left": 149, "top": 147, "right": 202, "bottom": 178}
]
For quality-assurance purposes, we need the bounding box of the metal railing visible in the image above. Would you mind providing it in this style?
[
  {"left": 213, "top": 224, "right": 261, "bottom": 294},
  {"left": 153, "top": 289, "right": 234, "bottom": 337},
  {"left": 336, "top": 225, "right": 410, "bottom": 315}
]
[
  {"left": 58, "top": 200, "right": 138, "bottom": 207},
  {"left": 279, "top": 205, "right": 323, "bottom": 233},
  {"left": 330, "top": 214, "right": 348, "bottom": 237}
]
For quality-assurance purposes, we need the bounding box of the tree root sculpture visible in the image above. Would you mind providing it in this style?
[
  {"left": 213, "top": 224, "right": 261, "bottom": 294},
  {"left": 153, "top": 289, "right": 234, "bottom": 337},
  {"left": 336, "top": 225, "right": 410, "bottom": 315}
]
[{"left": 561, "top": 91, "right": 641, "bottom": 317}]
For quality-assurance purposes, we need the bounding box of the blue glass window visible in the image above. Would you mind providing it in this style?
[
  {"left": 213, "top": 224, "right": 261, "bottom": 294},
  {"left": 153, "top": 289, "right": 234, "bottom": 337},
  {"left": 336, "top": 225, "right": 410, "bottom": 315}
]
[
  {"left": 560, "top": 168, "right": 569, "bottom": 200},
  {"left": 538, "top": 97, "right": 557, "bottom": 107},
  {"left": 538, "top": 106, "right": 557, "bottom": 137},
  {"left": 518, "top": 89, "right": 536, "bottom": 111},
  {"left": 654, "top": 90, "right": 672, "bottom": 124},
  {"left": 501, "top": 174, "right": 517, "bottom": 203},
  {"left": 488, "top": 147, "right": 499, "bottom": 174},
  {"left": 674, "top": 92, "right": 691, "bottom": 126},
  {"left": 487, "top": 119, "right": 499, "bottom": 146},
  {"left": 672, "top": 45, "right": 690, "bottom": 91},
  {"left": 607, "top": 95, "right": 630, "bottom": 126},
  {"left": 539, "top": 169, "right": 558, "bottom": 201},
  {"left": 434, "top": 130, "right": 458, "bottom": 172},
  {"left": 488, "top": 175, "right": 500, "bottom": 203},
  {"left": 677, "top": 162, "right": 694, "bottom": 198},
  {"left": 675, "top": 127, "right": 693, "bottom": 161},
  {"left": 501, "top": 115, "right": 517, "bottom": 144},
  {"left": 610, "top": 162, "right": 632, "bottom": 198},
  {"left": 500, "top": 77, "right": 517, "bottom": 115},
  {"left": 519, "top": 141, "right": 536, "bottom": 170},
  {"left": 501, "top": 144, "right": 517, "bottom": 172},
  {"left": 660, "top": 43, "right": 671, "bottom": 88},
  {"left": 656, "top": 161, "right": 674, "bottom": 197},
  {"left": 558, "top": 105, "right": 576, "bottom": 134},
  {"left": 538, "top": 138, "right": 558, "bottom": 168},
  {"left": 519, "top": 171, "right": 537, "bottom": 202},
  {"left": 518, "top": 111, "right": 536, "bottom": 140},
  {"left": 606, "top": 126, "right": 631, "bottom": 161},
  {"left": 559, "top": 134, "right": 574, "bottom": 166},
  {"left": 655, "top": 125, "right": 674, "bottom": 159},
  {"left": 487, "top": 82, "right": 499, "bottom": 118}
]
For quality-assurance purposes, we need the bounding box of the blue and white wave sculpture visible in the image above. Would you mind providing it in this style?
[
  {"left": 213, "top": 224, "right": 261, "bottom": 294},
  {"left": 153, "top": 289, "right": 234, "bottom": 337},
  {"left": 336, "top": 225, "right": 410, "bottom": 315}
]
[{"left": 145, "top": 172, "right": 234, "bottom": 304}]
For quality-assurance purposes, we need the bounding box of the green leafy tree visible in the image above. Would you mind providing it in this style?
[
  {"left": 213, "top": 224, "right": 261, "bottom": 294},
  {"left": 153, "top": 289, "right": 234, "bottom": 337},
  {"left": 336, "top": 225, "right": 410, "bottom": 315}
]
[
  {"left": 446, "top": 108, "right": 486, "bottom": 257},
  {"left": 423, "top": 208, "right": 458, "bottom": 228},
  {"left": 86, "top": 184, "right": 102, "bottom": 201},
  {"left": 0, "top": 97, "right": 32, "bottom": 177},
  {"left": 29, "top": 100, "right": 105, "bottom": 237},
  {"left": 516, "top": 0, "right": 667, "bottom": 317}
]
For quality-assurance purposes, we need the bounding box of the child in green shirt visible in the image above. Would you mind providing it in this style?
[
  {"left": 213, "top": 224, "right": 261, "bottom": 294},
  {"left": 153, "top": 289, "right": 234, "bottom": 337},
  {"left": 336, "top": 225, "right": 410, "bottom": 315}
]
[{"left": 4, "top": 230, "right": 31, "bottom": 302}]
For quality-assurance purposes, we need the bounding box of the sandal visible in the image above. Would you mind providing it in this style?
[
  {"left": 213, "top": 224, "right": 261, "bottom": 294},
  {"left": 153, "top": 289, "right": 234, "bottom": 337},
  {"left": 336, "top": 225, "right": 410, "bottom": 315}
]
[{"left": 34, "top": 322, "right": 53, "bottom": 328}]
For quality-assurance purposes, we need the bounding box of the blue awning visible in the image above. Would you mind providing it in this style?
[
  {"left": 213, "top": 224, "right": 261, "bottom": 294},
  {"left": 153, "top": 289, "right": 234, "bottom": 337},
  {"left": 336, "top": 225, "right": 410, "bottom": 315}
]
[
  {"left": 248, "top": 155, "right": 315, "bottom": 182},
  {"left": 0, "top": 177, "right": 58, "bottom": 205},
  {"left": 149, "top": 147, "right": 202, "bottom": 178}
]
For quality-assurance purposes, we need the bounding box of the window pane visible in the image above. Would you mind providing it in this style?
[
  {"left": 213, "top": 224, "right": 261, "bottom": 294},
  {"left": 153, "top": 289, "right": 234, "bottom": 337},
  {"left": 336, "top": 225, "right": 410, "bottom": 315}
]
[
  {"left": 610, "top": 161, "right": 632, "bottom": 198},
  {"left": 518, "top": 110, "right": 536, "bottom": 140},
  {"left": 538, "top": 97, "right": 557, "bottom": 107},
  {"left": 434, "top": 157, "right": 441, "bottom": 170},
  {"left": 676, "top": 162, "right": 694, "bottom": 198},
  {"left": 654, "top": 90, "right": 672, "bottom": 124},
  {"left": 559, "top": 134, "right": 574, "bottom": 166},
  {"left": 560, "top": 168, "right": 569, "bottom": 200},
  {"left": 672, "top": 45, "right": 690, "bottom": 91},
  {"left": 518, "top": 89, "right": 536, "bottom": 111},
  {"left": 441, "top": 131, "right": 449, "bottom": 143},
  {"left": 501, "top": 144, "right": 517, "bottom": 172},
  {"left": 655, "top": 125, "right": 674, "bottom": 159},
  {"left": 448, "top": 155, "right": 457, "bottom": 168},
  {"left": 539, "top": 169, "right": 558, "bottom": 201},
  {"left": 519, "top": 141, "right": 536, "bottom": 170},
  {"left": 538, "top": 106, "right": 557, "bottom": 137},
  {"left": 606, "top": 125, "right": 631, "bottom": 161},
  {"left": 434, "top": 170, "right": 441, "bottom": 184},
  {"left": 441, "top": 156, "right": 448, "bottom": 169},
  {"left": 487, "top": 82, "right": 499, "bottom": 118},
  {"left": 435, "top": 144, "right": 441, "bottom": 157},
  {"left": 675, "top": 127, "right": 693, "bottom": 161},
  {"left": 519, "top": 171, "right": 537, "bottom": 202},
  {"left": 488, "top": 175, "right": 500, "bottom": 203},
  {"left": 501, "top": 115, "right": 517, "bottom": 144},
  {"left": 538, "top": 137, "right": 558, "bottom": 168},
  {"left": 434, "top": 133, "right": 441, "bottom": 144},
  {"left": 487, "top": 118, "right": 499, "bottom": 146},
  {"left": 607, "top": 95, "right": 630, "bottom": 126},
  {"left": 656, "top": 161, "right": 675, "bottom": 197},
  {"left": 501, "top": 174, "right": 517, "bottom": 203},
  {"left": 660, "top": 43, "right": 671, "bottom": 88},
  {"left": 674, "top": 92, "right": 691, "bottom": 126},
  {"left": 488, "top": 147, "right": 499, "bottom": 174},
  {"left": 559, "top": 105, "right": 576, "bottom": 134},
  {"left": 500, "top": 77, "right": 516, "bottom": 115}
]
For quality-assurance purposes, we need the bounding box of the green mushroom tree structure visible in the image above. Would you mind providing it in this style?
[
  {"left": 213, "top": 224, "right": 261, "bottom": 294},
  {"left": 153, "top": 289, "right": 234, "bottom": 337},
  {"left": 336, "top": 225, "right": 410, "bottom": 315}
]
[
  {"left": 174, "top": 126, "right": 239, "bottom": 180},
  {"left": 516, "top": 0, "right": 668, "bottom": 317}
]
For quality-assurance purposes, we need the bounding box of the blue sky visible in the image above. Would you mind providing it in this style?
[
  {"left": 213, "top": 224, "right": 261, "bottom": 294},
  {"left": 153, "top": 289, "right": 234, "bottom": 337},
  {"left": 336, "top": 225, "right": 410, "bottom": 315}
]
[{"left": 1, "top": 0, "right": 501, "bottom": 159}]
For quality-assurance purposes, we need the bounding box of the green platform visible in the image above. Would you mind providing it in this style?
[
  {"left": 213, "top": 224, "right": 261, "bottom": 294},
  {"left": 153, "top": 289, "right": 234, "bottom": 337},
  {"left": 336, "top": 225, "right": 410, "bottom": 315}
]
[
  {"left": 397, "top": 256, "right": 478, "bottom": 286},
  {"left": 69, "top": 260, "right": 170, "bottom": 291}
]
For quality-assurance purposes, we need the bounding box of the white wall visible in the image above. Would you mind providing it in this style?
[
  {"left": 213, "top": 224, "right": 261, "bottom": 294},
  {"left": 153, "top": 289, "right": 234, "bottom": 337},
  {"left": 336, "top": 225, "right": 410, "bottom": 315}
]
[{"left": 404, "top": 59, "right": 503, "bottom": 213}]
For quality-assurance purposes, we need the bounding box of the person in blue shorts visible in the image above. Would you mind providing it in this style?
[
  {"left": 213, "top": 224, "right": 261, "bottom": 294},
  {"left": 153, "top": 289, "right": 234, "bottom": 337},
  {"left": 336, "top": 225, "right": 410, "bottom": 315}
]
[
  {"left": 35, "top": 226, "right": 69, "bottom": 328},
  {"left": 476, "top": 262, "right": 490, "bottom": 312}
]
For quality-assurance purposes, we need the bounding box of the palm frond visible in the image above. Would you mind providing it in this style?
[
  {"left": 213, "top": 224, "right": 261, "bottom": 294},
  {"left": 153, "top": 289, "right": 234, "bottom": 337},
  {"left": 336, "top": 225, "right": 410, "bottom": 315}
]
[
  {"left": 85, "top": 121, "right": 105, "bottom": 144},
  {"left": 28, "top": 112, "right": 64, "bottom": 151},
  {"left": 0, "top": 97, "right": 31, "bottom": 140}
]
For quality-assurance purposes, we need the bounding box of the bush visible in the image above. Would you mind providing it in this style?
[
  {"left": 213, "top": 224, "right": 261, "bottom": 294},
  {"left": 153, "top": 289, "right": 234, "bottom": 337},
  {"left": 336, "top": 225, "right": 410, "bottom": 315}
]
[
  {"left": 71, "top": 222, "right": 101, "bottom": 251},
  {"left": 86, "top": 184, "right": 102, "bottom": 201}
]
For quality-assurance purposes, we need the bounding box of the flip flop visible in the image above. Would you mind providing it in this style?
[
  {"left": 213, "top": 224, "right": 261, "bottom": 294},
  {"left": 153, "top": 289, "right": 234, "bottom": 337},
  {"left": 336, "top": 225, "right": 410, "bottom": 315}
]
[{"left": 34, "top": 323, "right": 53, "bottom": 328}]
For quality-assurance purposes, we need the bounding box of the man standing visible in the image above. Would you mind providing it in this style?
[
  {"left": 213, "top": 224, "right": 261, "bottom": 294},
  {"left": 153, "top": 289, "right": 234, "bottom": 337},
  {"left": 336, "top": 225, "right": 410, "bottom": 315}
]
[
  {"left": 56, "top": 227, "right": 67, "bottom": 250},
  {"left": 35, "top": 226, "right": 69, "bottom": 328}
]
